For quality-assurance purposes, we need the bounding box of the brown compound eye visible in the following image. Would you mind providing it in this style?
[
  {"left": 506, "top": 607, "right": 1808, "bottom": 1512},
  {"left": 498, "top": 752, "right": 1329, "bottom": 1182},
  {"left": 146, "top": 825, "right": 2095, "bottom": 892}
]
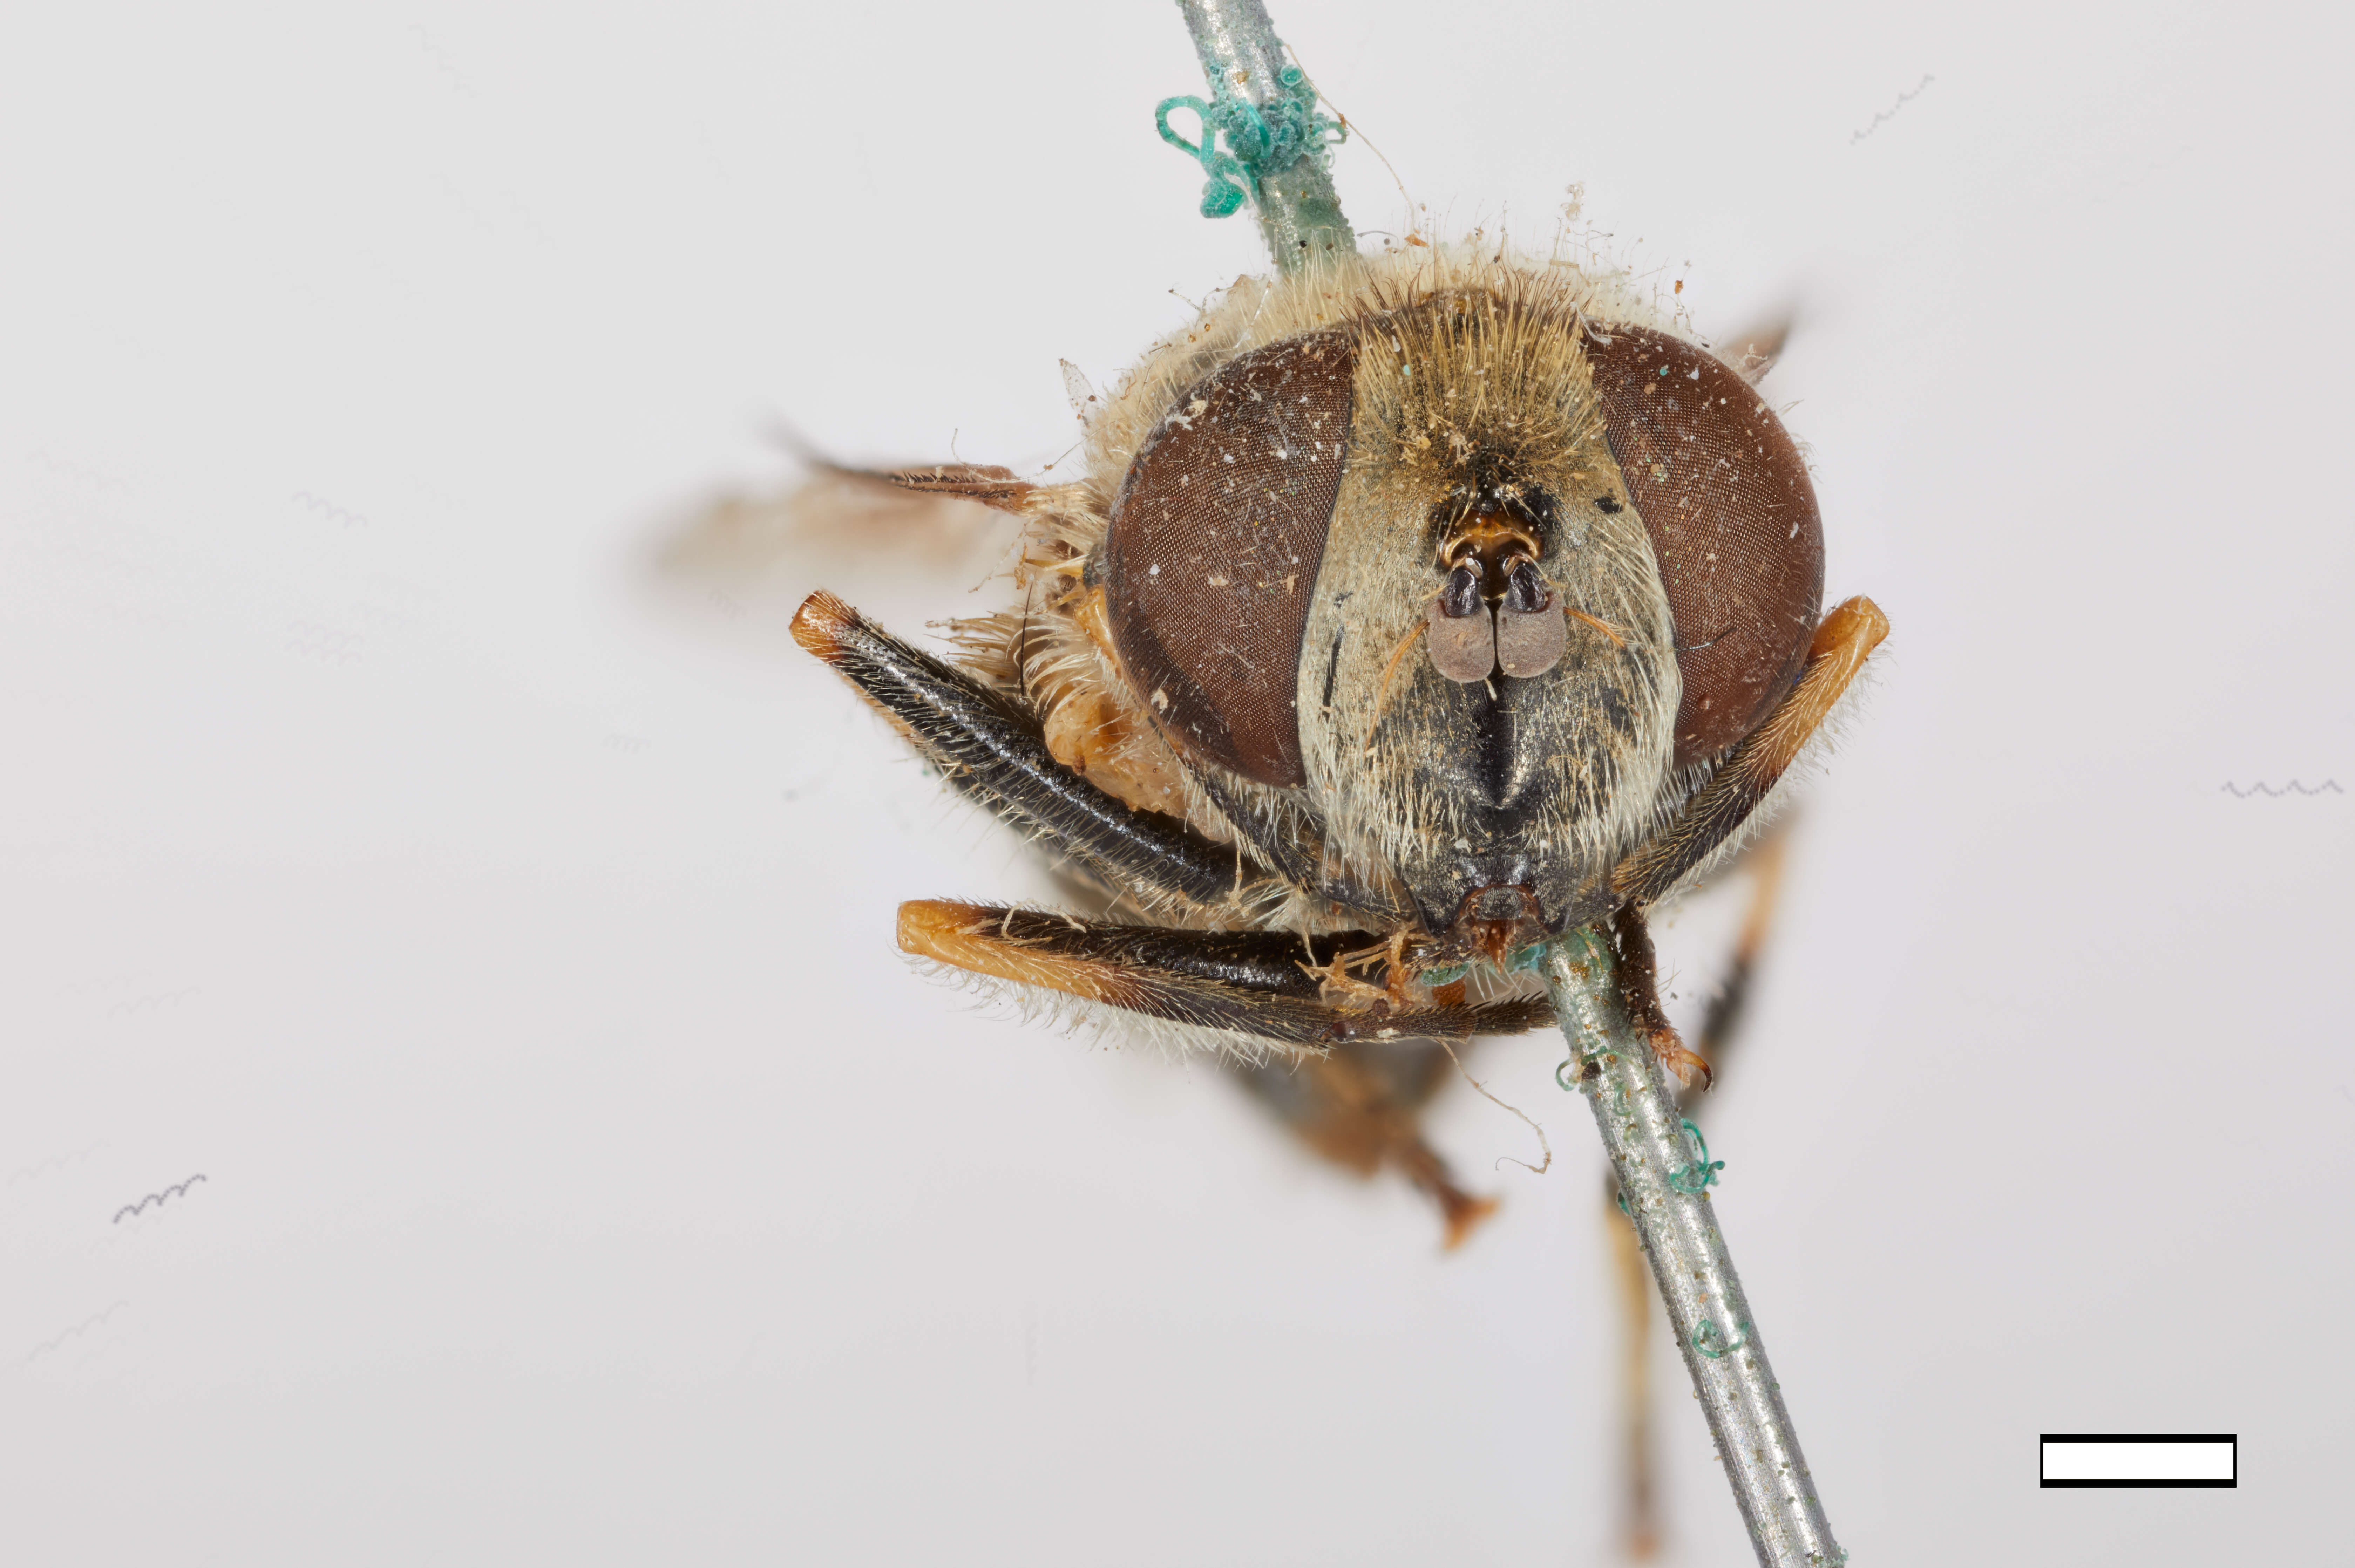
[
  {"left": 1586, "top": 326, "right": 1826, "bottom": 768},
  {"left": 1102, "top": 331, "right": 1357, "bottom": 786}
]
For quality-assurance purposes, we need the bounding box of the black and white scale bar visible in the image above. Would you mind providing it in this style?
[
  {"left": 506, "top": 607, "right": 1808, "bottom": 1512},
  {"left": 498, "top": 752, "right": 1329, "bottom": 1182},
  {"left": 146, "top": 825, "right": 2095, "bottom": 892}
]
[{"left": 2040, "top": 1434, "right": 2235, "bottom": 1487}]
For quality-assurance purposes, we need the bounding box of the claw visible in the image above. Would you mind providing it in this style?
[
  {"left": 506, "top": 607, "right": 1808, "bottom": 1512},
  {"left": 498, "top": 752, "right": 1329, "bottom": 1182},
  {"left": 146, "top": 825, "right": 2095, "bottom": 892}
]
[{"left": 1643, "top": 1025, "right": 1714, "bottom": 1091}]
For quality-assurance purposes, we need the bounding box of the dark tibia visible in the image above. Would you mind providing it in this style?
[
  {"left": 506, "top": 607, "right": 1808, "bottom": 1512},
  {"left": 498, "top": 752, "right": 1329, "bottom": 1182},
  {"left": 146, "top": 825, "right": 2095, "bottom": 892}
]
[
  {"left": 997, "top": 919, "right": 1385, "bottom": 998},
  {"left": 1695, "top": 954, "right": 1755, "bottom": 1069},
  {"left": 1686, "top": 824, "right": 1791, "bottom": 1111},
  {"left": 795, "top": 592, "right": 1250, "bottom": 909},
  {"left": 1231, "top": 1041, "right": 1500, "bottom": 1248},
  {"left": 1609, "top": 904, "right": 1713, "bottom": 1090},
  {"left": 899, "top": 901, "right": 1555, "bottom": 1050}
]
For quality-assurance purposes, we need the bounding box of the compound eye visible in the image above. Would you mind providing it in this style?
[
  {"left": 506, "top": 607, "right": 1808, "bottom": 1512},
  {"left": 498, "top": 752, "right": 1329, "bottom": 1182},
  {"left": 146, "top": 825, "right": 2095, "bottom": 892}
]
[
  {"left": 1495, "top": 559, "right": 1567, "bottom": 679},
  {"left": 1103, "top": 332, "right": 1357, "bottom": 786},
  {"left": 1586, "top": 326, "right": 1825, "bottom": 766},
  {"left": 1427, "top": 564, "right": 1496, "bottom": 683}
]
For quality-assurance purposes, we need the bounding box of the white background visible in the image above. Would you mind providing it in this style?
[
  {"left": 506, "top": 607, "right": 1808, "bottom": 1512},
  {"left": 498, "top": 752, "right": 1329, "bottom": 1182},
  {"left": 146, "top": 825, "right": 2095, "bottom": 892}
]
[{"left": 3, "top": 2, "right": 2349, "bottom": 1563}]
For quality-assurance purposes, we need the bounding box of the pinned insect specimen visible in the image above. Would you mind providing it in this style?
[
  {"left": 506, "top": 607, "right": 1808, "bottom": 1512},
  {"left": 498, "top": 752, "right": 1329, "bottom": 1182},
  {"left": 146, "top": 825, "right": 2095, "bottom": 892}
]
[
  {"left": 752, "top": 3, "right": 1884, "bottom": 1557},
  {"left": 788, "top": 246, "right": 1883, "bottom": 1096}
]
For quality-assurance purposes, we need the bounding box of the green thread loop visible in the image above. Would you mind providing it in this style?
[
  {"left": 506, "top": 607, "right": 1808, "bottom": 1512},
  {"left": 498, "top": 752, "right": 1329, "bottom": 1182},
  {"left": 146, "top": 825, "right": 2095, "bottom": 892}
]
[
  {"left": 1153, "top": 65, "right": 1344, "bottom": 220},
  {"left": 1691, "top": 1317, "right": 1751, "bottom": 1359},
  {"left": 1154, "top": 96, "right": 1253, "bottom": 217},
  {"left": 1667, "top": 1119, "right": 1725, "bottom": 1194},
  {"left": 1555, "top": 1057, "right": 1582, "bottom": 1092}
]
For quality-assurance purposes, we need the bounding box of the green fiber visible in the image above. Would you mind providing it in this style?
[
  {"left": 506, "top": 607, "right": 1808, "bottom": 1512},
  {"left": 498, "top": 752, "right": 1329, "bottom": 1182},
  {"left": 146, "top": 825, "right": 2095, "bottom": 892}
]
[
  {"left": 1154, "top": 63, "right": 1343, "bottom": 221},
  {"left": 1667, "top": 1119, "right": 1725, "bottom": 1194}
]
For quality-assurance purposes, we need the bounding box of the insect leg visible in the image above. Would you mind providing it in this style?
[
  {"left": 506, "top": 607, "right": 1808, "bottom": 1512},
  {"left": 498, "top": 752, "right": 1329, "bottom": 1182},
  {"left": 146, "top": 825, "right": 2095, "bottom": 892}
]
[
  {"left": 1231, "top": 1042, "right": 1501, "bottom": 1249},
  {"left": 1610, "top": 905, "right": 1713, "bottom": 1090},
  {"left": 795, "top": 591, "right": 1269, "bottom": 912},
  {"left": 1690, "top": 823, "right": 1791, "bottom": 1070},
  {"left": 1614, "top": 595, "right": 1887, "bottom": 907},
  {"left": 847, "top": 462, "right": 1039, "bottom": 512},
  {"left": 895, "top": 901, "right": 1554, "bottom": 1054},
  {"left": 770, "top": 424, "right": 1042, "bottom": 513}
]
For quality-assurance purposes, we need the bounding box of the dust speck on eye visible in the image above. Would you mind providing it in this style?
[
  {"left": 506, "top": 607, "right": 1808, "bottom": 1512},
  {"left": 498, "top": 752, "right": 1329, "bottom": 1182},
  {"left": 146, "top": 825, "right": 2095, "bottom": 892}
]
[{"left": 1149, "top": 563, "right": 1160, "bottom": 575}]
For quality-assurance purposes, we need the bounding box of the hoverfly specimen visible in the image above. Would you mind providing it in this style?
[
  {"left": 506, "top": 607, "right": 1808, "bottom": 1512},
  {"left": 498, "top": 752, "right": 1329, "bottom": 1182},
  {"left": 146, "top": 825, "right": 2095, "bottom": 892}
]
[
  {"left": 787, "top": 244, "right": 1884, "bottom": 1113},
  {"left": 692, "top": 6, "right": 1884, "bottom": 1558}
]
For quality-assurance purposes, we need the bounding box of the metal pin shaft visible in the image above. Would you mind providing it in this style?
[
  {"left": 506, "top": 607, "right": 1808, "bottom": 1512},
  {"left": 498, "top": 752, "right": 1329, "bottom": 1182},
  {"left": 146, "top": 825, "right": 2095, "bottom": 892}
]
[
  {"left": 1166, "top": 5, "right": 1841, "bottom": 1554},
  {"left": 1543, "top": 928, "right": 1845, "bottom": 1568},
  {"left": 1172, "top": 0, "right": 1354, "bottom": 270}
]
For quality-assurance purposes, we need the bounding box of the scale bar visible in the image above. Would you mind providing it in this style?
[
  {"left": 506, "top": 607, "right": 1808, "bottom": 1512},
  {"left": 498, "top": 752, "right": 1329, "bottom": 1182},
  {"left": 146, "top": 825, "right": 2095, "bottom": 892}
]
[{"left": 2041, "top": 1434, "right": 2235, "bottom": 1487}]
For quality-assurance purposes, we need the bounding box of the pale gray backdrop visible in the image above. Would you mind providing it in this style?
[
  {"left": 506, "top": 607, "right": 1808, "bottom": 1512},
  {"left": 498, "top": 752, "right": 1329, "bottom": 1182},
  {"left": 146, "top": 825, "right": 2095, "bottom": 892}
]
[{"left": 3, "top": 1, "right": 2347, "bottom": 1563}]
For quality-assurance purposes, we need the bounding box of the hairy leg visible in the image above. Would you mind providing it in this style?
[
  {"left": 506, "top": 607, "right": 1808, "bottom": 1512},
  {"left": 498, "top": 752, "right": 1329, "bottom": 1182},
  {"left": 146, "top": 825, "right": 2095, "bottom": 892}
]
[
  {"left": 795, "top": 591, "right": 1273, "bottom": 914},
  {"left": 1690, "top": 824, "right": 1790, "bottom": 1074},
  {"left": 1609, "top": 905, "right": 1715, "bottom": 1090},
  {"left": 1615, "top": 595, "right": 1887, "bottom": 907},
  {"left": 896, "top": 901, "right": 1553, "bottom": 1053}
]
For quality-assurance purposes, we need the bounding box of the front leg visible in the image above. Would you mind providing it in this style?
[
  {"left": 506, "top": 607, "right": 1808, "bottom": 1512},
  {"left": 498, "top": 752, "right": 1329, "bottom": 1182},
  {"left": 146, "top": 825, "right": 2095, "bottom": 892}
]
[
  {"left": 1609, "top": 904, "right": 1715, "bottom": 1090},
  {"left": 794, "top": 591, "right": 1266, "bottom": 915},
  {"left": 1615, "top": 595, "right": 1888, "bottom": 906},
  {"left": 896, "top": 902, "right": 1553, "bottom": 1057}
]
